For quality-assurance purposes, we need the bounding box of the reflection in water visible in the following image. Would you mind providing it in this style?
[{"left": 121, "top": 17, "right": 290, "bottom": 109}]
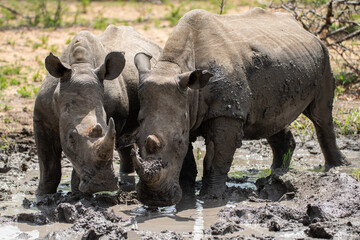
[
  {"left": 0, "top": 225, "right": 39, "bottom": 240},
  {"left": 193, "top": 199, "right": 204, "bottom": 240},
  {"left": 116, "top": 194, "right": 237, "bottom": 235}
]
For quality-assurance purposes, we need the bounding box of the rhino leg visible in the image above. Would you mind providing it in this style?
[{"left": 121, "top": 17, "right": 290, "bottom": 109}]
[
  {"left": 267, "top": 127, "right": 296, "bottom": 170},
  {"left": 200, "top": 117, "right": 243, "bottom": 197},
  {"left": 179, "top": 143, "right": 197, "bottom": 194},
  {"left": 303, "top": 61, "right": 350, "bottom": 171},
  {"left": 71, "top": 169, "right": 80, "bottom": 194},
  {"left": 304, "top": 108, "right": 350, "bottom": 171},
  {"left": 118, "top": 146, "right": 135, "bottom": 191},
  {"left": 119, "top": 145, "right": 134, "bottom": 173},
  {"left": 34, "top": 120, "right": 62, "bottom": 195}
]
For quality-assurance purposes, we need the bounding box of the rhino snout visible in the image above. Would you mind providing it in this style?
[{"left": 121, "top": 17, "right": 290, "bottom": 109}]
[{"left": 137, "top": 181, "right": 182, "bottom": 207}]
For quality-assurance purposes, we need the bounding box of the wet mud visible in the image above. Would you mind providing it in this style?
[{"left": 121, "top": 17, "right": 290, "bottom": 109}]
[{"left": 0, "top": 129, "right": 359, "bottom": 239}]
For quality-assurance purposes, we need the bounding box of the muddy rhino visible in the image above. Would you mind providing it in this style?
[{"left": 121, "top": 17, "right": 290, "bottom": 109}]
[
  {"left": 34, "top": 25, "right": 161, "bottom": 195},
  {"left": 133, "top": 8, "right": 350, "bottom": 206}
]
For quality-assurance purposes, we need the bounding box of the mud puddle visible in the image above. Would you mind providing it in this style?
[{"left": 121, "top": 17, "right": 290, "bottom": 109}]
[{"left": 1, "top": 132, "right": 360, "bottom": 239}]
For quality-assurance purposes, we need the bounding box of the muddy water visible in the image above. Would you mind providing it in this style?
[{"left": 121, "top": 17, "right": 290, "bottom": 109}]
[{"left": 0, "top": 135, "right": 359, "bottom": 239}]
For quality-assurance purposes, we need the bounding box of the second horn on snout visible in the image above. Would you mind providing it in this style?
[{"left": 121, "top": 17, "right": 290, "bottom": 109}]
[
  {"left": 95, "top": 118, "right": 116, "bottom": 161},
  {"left": 145, "top": 134, "right": 162, "bottom": 154}
]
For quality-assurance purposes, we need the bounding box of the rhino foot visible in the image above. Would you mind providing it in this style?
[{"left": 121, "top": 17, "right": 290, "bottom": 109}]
[{"left": 325, "top": 157, "right": 351, "bottom": 172}]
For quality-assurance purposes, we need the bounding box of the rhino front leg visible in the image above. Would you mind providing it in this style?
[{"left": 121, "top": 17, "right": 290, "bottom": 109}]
[
  {"left": 34, "top": 120, "right": 62, "bottom": 195},
  {"left": 200, "top": 117, "right": 243, "bottom": 197},
  {"left": 71, "top": 169, "right": 80, "bottom": 194},
  {"left": 267, "top": 127, "right": 296, "bottom": 170},
  {"left": 119, "top": 146, "right": 134, "bottom": 173},
  {"left": 118, "top": 145, "right": 136, "bottom": 192},
  {"left": 179, "top": 143, "right": 197, "bottom": 193}
]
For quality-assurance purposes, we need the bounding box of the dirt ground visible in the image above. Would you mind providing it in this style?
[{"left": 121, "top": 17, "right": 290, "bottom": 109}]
[{"left": 0, "top": 1, "right": 359, "bottom": 239}]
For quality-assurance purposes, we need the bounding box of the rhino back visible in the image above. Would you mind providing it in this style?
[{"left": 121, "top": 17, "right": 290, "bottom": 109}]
[{"left": 164, "top": 9, "right": 328, "bottom": 138}]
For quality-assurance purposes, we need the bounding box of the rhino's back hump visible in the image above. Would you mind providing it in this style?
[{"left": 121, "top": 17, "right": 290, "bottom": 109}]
[
  {"left": 99, "top": 25, "right": 161, "bottom": 62},
  {"left": 180, "top": 8, "right": 323, "bottom": 68}
]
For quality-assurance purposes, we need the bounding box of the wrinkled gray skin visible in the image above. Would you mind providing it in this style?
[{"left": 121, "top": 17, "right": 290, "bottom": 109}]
[
  {"left": 133, "top": 8, "right": 350, "bottom": 206},
  {"left": 34, "top": 25, "right": 161, "bottom": 195}
]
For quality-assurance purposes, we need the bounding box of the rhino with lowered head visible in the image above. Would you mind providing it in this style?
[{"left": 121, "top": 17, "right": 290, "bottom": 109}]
[
  {"left": 34, "top": 25, "right": 161, "bottom": 195},
  {"left": 133, "top": 8, "right": 350, "bottom": 206}
]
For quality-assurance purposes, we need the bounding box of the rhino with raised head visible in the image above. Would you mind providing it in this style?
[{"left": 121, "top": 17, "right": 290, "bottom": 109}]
[
  {"left": 133, "top": 8, "right": 350, "bottom": 206},
  {"left": 34, "top": 25, "right": 161, "bottom": 195}
]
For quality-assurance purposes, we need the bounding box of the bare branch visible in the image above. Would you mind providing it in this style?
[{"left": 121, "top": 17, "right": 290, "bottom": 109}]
[
  {"left": 270, "top": 0, "right": 360, "bottom": 80},
  {"left": 0, "top": 3, "right": 32, "bottom": 22}
]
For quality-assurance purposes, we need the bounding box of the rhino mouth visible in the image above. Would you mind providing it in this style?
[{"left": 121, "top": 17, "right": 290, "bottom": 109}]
[
  {"left": 78, "top": 166, "right": 119, "bottom": 194},
  {"left": 131, "top": 144, "right": 182, "bottom": 206},
  {"left": 136, "top": 180, "right": 182, "bottom": 207}
]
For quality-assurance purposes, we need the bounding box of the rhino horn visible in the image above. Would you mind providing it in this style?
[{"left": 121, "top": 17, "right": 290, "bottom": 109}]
[
  {"left": 145, "top": 134, "right": 162, "bottom": 154},
  {"left": 95, "top": 118, "right": 116, "bottom": 161},
  {"left": 131, "top": 144, "right": 161, "bottom": 183}
]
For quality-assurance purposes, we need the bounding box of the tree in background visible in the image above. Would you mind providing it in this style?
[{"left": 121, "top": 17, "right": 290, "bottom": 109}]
[{"left": 271, "top": 0, "right": 359, "bottom": 85}]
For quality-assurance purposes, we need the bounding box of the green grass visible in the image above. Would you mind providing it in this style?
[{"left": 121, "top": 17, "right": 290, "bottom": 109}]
[
  {"left": 291, "top": 107, "right": 360, "bottom": 138},
  {"left": 333, "top": 107, "right": 360, "bottom": 135},
  {"left": 352, "top": 169, "right": 360, "bottom": 182},
  {"left": 166, "top": 3, "right": 184, "bottom": 26},
  {"left": 0, "top": 135, "right": 12, "bottom": 150},
  {"left": 335, "top": 71, "right": 358, "bottom": 86},
  {"left": 282, "top": 148, "right": 292, "bottom": 169},
  {"left": 93, "top": 16, "right": 109, "bottom": 30},
  {"left": 1, "top": 65, "right": 21, "bottom": 75},
  {"left": 229, "top": 169, "right": 272, "bottom": 182},
  {"left": 17, "top": 86, "right": 33, "bottom": 98},
  {"left": 290, "top": 114, "right": 315, "bottom": 140},
  {"left": 0, "top": 65, "right": 23, "bottom": 91},
  {"left": 0, "top": 103, "right": 12, "bottom": 112}
]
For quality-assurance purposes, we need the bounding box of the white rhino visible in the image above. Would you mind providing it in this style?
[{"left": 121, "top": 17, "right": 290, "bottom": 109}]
[
  {"left": 133, "top": 8, "right": 349, "bottom": 206},
  {"left": 34, "top": 25, "right": 161, "bottom": 195}
]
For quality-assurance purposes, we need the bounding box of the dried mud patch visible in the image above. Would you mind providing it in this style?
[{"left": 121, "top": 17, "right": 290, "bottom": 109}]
[
  {"left": 0, "top": 192, "right": 139, "bottom": 239},
  {"left": 211, "top": 169, "right": 360, "bottom": 239}
]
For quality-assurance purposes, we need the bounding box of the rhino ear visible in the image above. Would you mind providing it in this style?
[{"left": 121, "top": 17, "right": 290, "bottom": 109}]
[
  {"left": 45, "top": 53, "right": 71, "bottom": 79},
  {"left": 96, "top": 52, "right": 125, "bottom": 82},
  {"left": 134, "top": 52, "right": 152, "bottom": 79},
  {"left": 178, "top": 70, "right": 213, "bottom": 90}
]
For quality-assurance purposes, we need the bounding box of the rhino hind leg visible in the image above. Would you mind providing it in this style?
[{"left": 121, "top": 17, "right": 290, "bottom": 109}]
[
  {"left": 303, "top": 107, "right": 350, "bottom": 171},
  {"left": 267, "top": 127, "right": 296, "bottom": 170},
  {"left": 200, "top": 117, "right": 243, "bottom": 197},
  {"left": 302, "top": 62, "right": 350, "bottom": 171},
  {"left": 34, "top": 120, "right": 62, "bottom": 195},
  {"left": 179, "top": 143, "right": 197, "bottom": 194}
]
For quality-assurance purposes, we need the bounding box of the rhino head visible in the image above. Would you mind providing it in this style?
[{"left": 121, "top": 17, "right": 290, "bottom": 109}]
[
  {"left": 133, "top": 53, "right": 212, "bottom": 206},
  {"left": 45, "top": 46, "right": 125, "bottom": 194}
]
